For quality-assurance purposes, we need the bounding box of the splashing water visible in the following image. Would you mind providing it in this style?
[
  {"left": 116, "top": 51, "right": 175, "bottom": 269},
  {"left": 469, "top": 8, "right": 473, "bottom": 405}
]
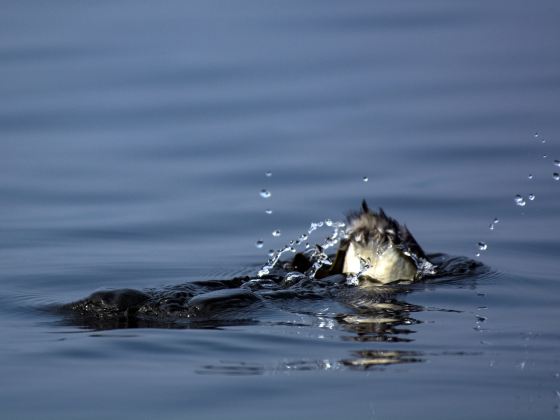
[
  {"left": 257, "top": 214, "right": 437, "bottom": 283},
  {"left": 305, "top": 246, "right": 333, "bottom": 278},
  {"left": 257, "top": 219, "right": 347, "bottom": 277},
  {"left": 478, "top": 132, "right": 556, "bottom": 260},
  {"left": 514, "top": 195, "right": 527, "bottom": 207},
  {"left": 346, "top": 257, "right": 371, "bottom": 286},
  {"left": 260, "top": 189, "right": 271, "bottom": 198},
  {"left": 402, "top": 248, "right": 437, "bottom": 278}
]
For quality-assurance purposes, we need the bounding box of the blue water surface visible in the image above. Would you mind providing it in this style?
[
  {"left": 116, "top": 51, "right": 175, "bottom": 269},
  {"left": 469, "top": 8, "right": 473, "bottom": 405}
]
[{"left": 1, "top": 1, "right": 560, "bottom": 419}]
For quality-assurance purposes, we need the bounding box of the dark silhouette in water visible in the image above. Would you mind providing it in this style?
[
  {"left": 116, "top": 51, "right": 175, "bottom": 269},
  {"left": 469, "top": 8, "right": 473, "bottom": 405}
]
[
  {"left": 56, "top": 202, "right": 487, "bottom": 353},
  {"left": 57, "top": 256, "right": 484, "bottom": 330}
]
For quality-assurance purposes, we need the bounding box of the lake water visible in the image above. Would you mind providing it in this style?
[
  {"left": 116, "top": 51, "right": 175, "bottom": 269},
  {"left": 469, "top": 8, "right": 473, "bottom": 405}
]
[{"left": 1, "top": 1, "right": 560, "bottom": 419}]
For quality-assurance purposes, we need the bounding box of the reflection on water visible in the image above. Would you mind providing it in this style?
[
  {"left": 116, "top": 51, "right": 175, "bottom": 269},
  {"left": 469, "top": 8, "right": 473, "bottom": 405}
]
[
  {"left": 197, "top": 350, "right": 425, "bottom": 375},
  {"left": 341, "top": 350, "right": 424, "bottom": 369}
]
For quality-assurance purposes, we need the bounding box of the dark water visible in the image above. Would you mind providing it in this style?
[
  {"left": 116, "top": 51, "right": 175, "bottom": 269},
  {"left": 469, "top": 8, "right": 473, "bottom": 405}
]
[{"left": 2, "top": 1, "right": 560, "bottom": 419}]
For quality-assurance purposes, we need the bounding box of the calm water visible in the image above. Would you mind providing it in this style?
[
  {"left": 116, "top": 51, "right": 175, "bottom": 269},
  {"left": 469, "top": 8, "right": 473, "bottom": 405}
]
[{"left": 2, "top": 1, "right": 560, "bottom": 419}]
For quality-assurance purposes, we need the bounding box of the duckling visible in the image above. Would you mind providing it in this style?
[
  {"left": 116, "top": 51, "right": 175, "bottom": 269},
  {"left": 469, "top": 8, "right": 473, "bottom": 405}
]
[
  {"left": 325, "top": 201, "right": 430, "bottom": 284},
  {"left": 340, "top": 200, "right": 427, "bottom": 283}
]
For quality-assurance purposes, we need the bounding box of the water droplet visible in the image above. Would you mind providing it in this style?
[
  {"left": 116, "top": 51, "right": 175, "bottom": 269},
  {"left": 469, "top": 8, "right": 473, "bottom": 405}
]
[
  {"left": 255, "top": 240, "right": 264, "bottom": 248},
  {"left": 489, "top": 224, "right": 495, "bottom": 231},
  {"left": 299, "top": 234, "right": 308, "bottom": 241},
  {"left": 528, "top": 194, "right": 535, "bottom": 201},
  {"left": 542, "top": 139, "right": 546, "bottom": 144},
  {"left": 493, "top": 218, "right": 499, "bottom": 224},
  {"left": 514, "top": 195, "right": 526, "bottom": 207},
  {"left": 543, "top": 155, "right": 548, "bottom": 159},
  {"left": 265, "top": 209, "right": 273, "bottom": 214},
  {"left": 325, "top": 219, "right": 333, "bottom": 227},
  {"left": 268, "top": 249, "right": 275, "bottom": 257},
  {"left": 475, "top": 253, "right": 481, "bottom": 257},
  {"left": 534, "top": 132, "right": 539, "bottom": 139},
  {"left": 260, "top": 189, "right": 271, "bottom": 198},
  {"left": 478, "top": 242, "right": 488, "bottom": 251},
  {"left": 285, "top": 272, "right": 305, "bottom": 283},
  {"left": 272, "top": 229, "right": 281, "bottom": 237},
  {"left": 554, "top": 173, "right": 560, "bottom": 181},
  {"left": 363, "top": 176, "right": 369, "bottom": 182},
  {"left": 265, "top": 171, "right": 272, "bottom": 177},
  {"left": 555, "top": 160, "right": 560, "bottom": 167},
  {"left": 528, "top": 174, "right": 533, "bottom": 180}
]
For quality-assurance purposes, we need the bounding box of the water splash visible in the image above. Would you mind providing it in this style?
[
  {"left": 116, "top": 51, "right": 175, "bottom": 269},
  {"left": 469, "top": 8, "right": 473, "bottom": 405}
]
[
  {"left": 514, "top": 195, "right": 527, "bottom": 207},
  {"left": 346, "top": 257, "right": 371, "bottom": 286},
  {"left": 305, "top": 246, "right": 333, "bottom": 278},
  {"left": 402, "top": 247, "right": 437, "bottom": 277},
  {"left": 479, "top": 131, "right": 555, "bottom": 259},
  {"left": 257, "top": 219, "right": 347, "bottom": 277}
]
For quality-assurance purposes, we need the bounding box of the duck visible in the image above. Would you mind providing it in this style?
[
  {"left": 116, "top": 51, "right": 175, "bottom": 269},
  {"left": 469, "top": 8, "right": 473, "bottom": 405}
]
[{"left": 294, "top": 200, "right": 432, "bottom": 284}]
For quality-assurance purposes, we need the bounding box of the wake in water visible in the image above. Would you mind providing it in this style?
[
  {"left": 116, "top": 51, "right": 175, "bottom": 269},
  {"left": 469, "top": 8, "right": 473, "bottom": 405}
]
[
  {"left": 52, "top": 201, "right": 486, "bottom": 331},
  {"left": 52, "top": 250, "right": 486, "bottom": 332}
]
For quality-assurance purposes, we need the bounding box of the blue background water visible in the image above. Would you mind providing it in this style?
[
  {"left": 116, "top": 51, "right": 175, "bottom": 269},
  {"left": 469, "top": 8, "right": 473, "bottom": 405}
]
[{"left": 1, "top": 1, "right": 560, "bottom": 419}]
